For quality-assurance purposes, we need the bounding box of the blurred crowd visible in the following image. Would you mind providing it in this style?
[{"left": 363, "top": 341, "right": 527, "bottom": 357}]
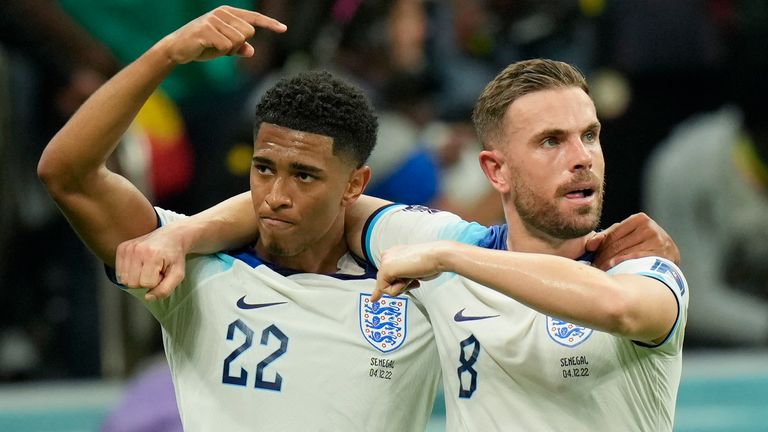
[{"left": 0, "top": 0, "right": 767, "bottom": 384}]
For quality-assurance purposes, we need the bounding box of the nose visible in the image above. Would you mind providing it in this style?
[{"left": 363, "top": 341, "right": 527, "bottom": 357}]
[
  {"left": 568, "top": 137, "right": 593, "bottom": 172},
  {"left": 264, "top": 177, "right": 292, "bottom": 209}
]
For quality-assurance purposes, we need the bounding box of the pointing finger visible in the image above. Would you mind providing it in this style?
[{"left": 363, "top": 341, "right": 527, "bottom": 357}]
[
  {"left": 219, "top": 6, "right": 287, "bottom": 33},
  {"left": 371, "top": 287, "right": 383, "bottom": 303}
]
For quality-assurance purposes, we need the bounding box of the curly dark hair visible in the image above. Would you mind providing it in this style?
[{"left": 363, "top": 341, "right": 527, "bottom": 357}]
[{"left": 254, "top": 70, "right": 378, "bottom": 167}]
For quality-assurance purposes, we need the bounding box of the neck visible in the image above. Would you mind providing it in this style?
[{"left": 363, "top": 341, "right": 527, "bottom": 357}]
[{"left": 503, "top": 206, "right": 591, "bottom": 260}]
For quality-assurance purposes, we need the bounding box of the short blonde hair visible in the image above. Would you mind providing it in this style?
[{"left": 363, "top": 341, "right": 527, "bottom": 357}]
[{"left": 472, "top": 59, "right": 589, "bottom": 149}]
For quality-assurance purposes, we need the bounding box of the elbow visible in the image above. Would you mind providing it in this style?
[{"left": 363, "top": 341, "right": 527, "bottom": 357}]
[
  {"left": 37, "top": 146, "right": 81, "bottom": 200},
  {"left": 596, "top": 293, "right": 638, "bottom": 336},
  {"left": 37, "top": 150, "right": 59, "bottom": 191},
  {"left": 37, "top": 150, "right": 65, "bottom": 197},
  {"left": 37, "top": 152, "right": 56, "bottom": 187}
]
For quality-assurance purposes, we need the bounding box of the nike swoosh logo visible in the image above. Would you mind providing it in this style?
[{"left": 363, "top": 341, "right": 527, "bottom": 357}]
[
  {"left": 236, "top": 296, "right": 287, "bottom": 310},
  {"left": 454, "top": 308, "right": 499, "bottom": 322}
]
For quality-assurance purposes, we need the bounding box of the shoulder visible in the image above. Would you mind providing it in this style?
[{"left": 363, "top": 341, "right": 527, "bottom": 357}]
[
  {"left": 368, "top": 204, "right": 492, "bottom": 244},
  {"left": 608, "top": 257, "right": 687, "bottom": 299}
]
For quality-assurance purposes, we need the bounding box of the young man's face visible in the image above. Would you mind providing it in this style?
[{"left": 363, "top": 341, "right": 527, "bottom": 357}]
[
  {"left": 250, "top": 122, "right": 362, "bottom": 264},
  {"left": 500, "top": 86, "right": 605, "bottom": 239}
]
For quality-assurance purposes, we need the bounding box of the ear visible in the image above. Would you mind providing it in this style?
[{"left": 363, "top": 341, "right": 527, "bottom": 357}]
[
  {"left": 342, "top": 165, "right": 372, "bottom": 206},
  {"left": 478, "top": 149, "right": 510, "bottom": 194}
]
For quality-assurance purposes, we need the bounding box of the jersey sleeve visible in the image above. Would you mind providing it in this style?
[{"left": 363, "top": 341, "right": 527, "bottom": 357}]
[
  {"left": 607, "top": 257, "right": 689, "bottom": 351},
  {"left": 362, "top": 204, "right": 490, "bottom": 268},
  {"left": 154, "top": 206, "right": 188, "bottom": 225}
]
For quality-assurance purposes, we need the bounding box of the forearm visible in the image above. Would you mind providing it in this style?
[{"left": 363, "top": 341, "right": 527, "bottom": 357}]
[
  {"left": 441, "top": 244, "right": 617, "bottom": 326},
  {"left": 177, "top": 192, "right": 258, "bottom": 254},
  {"left": 167, "top": 191, "right": 382, "bottom": 258},
  {"left": 437, "top": 243, "right": 674, "bottom": 341}
]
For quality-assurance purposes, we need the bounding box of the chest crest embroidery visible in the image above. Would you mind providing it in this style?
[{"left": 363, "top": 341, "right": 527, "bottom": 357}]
[{"left": 359, "top": 294, "right": 408, "bottom": 353}]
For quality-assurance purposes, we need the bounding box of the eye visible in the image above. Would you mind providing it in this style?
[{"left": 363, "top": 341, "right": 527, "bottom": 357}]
[
  {"left": 583, "top": 130, "right": 598, "bottom": 143},
  {"left": 542, "top": 137, "right": 559, "bottom": 148},
  {"left": 296, "top": 172, "right": 316, "bottom": 183},
  {"left": 254, "top": 164, "right": 273, "bottom": 175}
]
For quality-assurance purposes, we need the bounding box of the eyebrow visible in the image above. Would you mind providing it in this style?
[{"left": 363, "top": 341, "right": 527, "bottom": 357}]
[
  {"left": 252, "top": 156, "right": 274, "bottom": 166},
  {"left": 252, "top": 156, "right": 324, "bottom": 175},
  {"left": 586, "top": 121, "right": 602, "bottom": 132},
  {"left": 532, "top": 122, "right": 601, "bottom": 140},
  {"left": 289, "top": 162, "right": 323, "bottom": 175}
]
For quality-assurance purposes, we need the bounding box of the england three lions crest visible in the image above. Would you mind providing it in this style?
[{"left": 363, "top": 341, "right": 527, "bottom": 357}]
[
  {"left": 546, "top": 316, "right": 593, "bottom": 347},
  {"left": 359, "top": 294, "right": 408, "bottom": 353}
]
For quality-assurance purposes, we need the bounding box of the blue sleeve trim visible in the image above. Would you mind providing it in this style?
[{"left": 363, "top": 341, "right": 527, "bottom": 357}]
[
  {"left": 104, "top": 264, "right": 124, "bottom": 288},
  {"left": 476, "top": 224, "right": 508, "bottom": 250},
  {"left": 361, "top": 203, "right": 403, "bottom": 266},
  {"left": 632, "top": 272, "right": 682, "bottom": 348},
  {"left": 154, "top": 209, "right": 162, "bottom": 228}
]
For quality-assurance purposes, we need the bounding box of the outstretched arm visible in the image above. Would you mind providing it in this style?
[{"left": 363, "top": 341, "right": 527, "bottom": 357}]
[
  {"left": 374, "top": 241, "right": 681, "bottom": 344},
  {"left": 115, "top": 192, "right": 390, "bottom": 299},
  {"left": 115, "top": 200, "right": 678, "bottom": 300},
  {"left": 37, "top": 7, "right": 286, "bottom": 266}
]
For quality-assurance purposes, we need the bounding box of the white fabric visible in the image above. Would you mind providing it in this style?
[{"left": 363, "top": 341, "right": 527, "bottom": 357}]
[
  {"left": 365, "top": 205, "right": 688, "bottom": 432},
  {"left": 121, "top": 208, "right": 440, "bottom": 432}
]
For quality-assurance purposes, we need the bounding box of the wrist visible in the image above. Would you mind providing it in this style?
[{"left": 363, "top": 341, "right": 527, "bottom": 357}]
[
  {"left": 164, "top": 220, "right": 201, "bottom": 255},
  {"left": 145, "top": 39, "right": 181, "bottom": 73},
  {"left": 434, "top": 241, "right": 463, "bottom": 273}
]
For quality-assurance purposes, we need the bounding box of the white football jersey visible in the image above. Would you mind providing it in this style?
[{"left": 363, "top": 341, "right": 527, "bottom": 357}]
[
  {"left": 363, "top": 205, "right": 689, "bottom": 432},
  {"left": 118, "top": 208, "right": 440, "bottom": 432}
]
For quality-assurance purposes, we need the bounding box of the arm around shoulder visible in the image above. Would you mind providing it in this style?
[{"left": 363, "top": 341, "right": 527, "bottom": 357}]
[
  {"left": 377, "top": 242, "right": 682, "bottom": 344},
  {"left": 444, "top": 247, "right": 682, "bottom": 344}
]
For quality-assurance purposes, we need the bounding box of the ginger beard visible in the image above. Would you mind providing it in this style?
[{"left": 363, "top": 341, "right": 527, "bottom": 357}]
[{"left": 510, "top": 167, "right": 604, "bottom": 240}]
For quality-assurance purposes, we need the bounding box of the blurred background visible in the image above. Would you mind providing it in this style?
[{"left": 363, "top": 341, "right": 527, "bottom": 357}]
[{"left": 1, "top": 0, "right": 767, "bottom": 430}]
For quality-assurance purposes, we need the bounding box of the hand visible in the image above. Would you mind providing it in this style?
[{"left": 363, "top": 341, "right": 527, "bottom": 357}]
[
  {"left": 372, "top": 242, "right": 451, "bottom": 302},
  {"left": 586, "top": 212, "right": 680, "bottom": 271},
  {"left": 115, "top": 225, "right": 189, "bottom": 301},
  {"left": 156, "top": 6, "right": 286, "bottom": 65}
]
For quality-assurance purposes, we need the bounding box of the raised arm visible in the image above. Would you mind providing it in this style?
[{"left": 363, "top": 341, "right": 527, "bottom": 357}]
[
  {"left": 374, "top": 241, "right": 683, "bottom": 344},
  {"left": 37, "top": 7, "right": 286, "bottom": 266}
]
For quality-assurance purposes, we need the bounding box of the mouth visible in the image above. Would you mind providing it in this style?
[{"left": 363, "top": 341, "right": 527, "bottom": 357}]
[
  {"left": 260, "top": 216, "right": 294, "bottom": 228},
  {"left": 561, "top": 182, "right": 598, "bottom": 204},
  {"left": 564, "top": 188, "right": 595, "bottom": 200}
]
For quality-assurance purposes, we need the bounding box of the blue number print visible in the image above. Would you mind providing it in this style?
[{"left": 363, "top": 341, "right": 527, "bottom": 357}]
[
  {"left": 457, "top": 334, "right": 480, "bottom": 398},
  {"left": 255, "top": 324, "right": 288, "bottom": 391},
  {"left": 222, "top": 319, "right": 254, "bottom": 386},
  {"left": 222, "top": 320, "right": 289, "bottom": 390}
]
